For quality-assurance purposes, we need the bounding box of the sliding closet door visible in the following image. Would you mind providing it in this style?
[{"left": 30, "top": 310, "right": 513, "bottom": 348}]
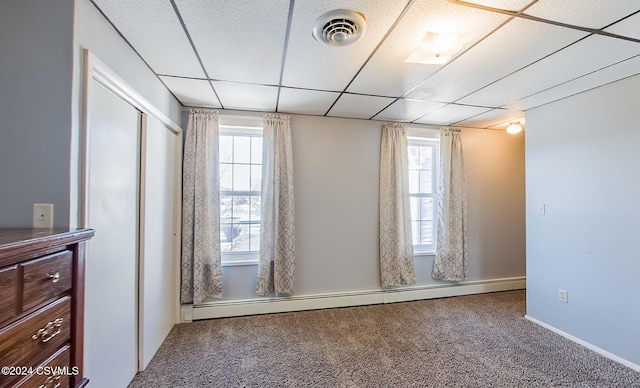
[
  {"left": 85, "top": 79, "right": 140, "bottom": 388},
  {"left": 138, "top": 114, "right": 179, "bottom": 369}
]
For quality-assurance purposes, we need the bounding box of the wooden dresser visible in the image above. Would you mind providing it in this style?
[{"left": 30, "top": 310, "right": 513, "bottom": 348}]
[{"left": 0, "top": 229, "right": 94, "bottom": 388}]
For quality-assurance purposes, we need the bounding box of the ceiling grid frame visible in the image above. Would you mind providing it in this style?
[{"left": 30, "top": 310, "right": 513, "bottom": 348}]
[
  {"left": 168, "top": 0, "right": 224, "bottom": 109},
  {"left": 90, "top": 0, "right": 640, "bottom": 129},
  {"left": 371, "top": 0, "right": 539, "bottom": 123},
  {"left": 324, "top": 0, "right": 416, "bottom": 117}
]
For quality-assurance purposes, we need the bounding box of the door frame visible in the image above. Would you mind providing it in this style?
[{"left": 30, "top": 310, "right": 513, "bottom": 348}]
[{"left": 80, "top": 50, "right": 183, "bottom": 371}]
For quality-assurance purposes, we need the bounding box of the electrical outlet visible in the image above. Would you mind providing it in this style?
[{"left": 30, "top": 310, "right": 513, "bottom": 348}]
[
  {"left": 558, "top": 289, "right": 568, "bottom": 303},
  {"left": 33, "top": 203, "right": 54, "bottom": 228},
  {"left": 537, "top": 204, "right": 546, "bottom": 215}
]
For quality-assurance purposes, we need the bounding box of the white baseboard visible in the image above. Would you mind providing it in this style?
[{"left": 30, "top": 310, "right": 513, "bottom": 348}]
[
  {"left": 524, "top": 315, "right": 640, "bottom": 373},
  {"left": 182, "top": 276, "right": 525, "bottom": 322}
]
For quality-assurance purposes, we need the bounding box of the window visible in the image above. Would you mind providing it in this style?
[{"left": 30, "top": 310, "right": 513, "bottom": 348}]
[
  {"left": 219, "top": 125, "right": 262, "bottom": 263},
  {"left": 408, "top": 135, "right": 439, "bottom": 254}
]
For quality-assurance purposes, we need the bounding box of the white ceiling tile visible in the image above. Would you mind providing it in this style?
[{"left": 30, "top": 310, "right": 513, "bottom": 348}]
[
  {"left": 159, "top": 76, "right": 220, "bottom": 108},
  {"left": 212, "top": 82, "right": 278, "bottom": 111},
  {"left": 282, "top": 0, "right": 409, "bottom": 91},
  {"left": 347, "top": 0, "right": 508, "bottom": 97},
  {"left": 277, "top": 88, "right": 340, "bottom": 116},
  {"left": 455, "top": 108, "right": 524, "bottom": 128},
  {"left": 414, "top": 104, "right": 492, "bottom": 125},
  {"left": 373, "top": 99, "right": 447, "bottom": 122},
  {"left": 328, "top": 94, "right": 395, "bottom": 119},
  {"left": 458, "top": 35, "right": 640, "bottom": 107},
  {"left": 174, "top": 0, "right": 289, "bottom": 84},
  {"left": 460, "top": 1, "right": 535, "bottom": 11},
  {"left": 92, "top": 0, "right": 204, "bottom": 78},
  {"left": 525, "top": 0, "right": 640, "bottom": 29},
  {"left": 405, "top": 19, "right": 586, "bottom": 103},
  {"left": 504, "top": 54, "right": 640, "bottom": 110},
  {"left": 605, "top": 11, "right": 640, "bottom": 40}
]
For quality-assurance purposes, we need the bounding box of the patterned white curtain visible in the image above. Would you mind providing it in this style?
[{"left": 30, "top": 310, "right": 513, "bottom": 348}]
[
  {"left": 181, "top": 108, "right": 222, "bottom": 304},
  {"left": 432, "top": 128, "right": 468, "bottom": 282},
  {"left": 379, "top": 123, "right": 415, "bottom": 288},
  {"left": 257, "top": 114, "right": 295, "bottom": 296}
]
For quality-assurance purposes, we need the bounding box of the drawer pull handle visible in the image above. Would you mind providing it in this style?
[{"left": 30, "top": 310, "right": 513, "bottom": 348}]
[
  {"left": 48, "top": 272, "right": 60, "bottom": 283},
  {"left": 39, "top": 374, "right": 61, "bottom": 388},
  {"left": 32, "top": 318, "right": 63, "bottom": 343}
]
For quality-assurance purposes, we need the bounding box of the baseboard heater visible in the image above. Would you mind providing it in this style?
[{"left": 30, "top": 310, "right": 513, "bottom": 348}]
[{"left": 182, "top": 276, "right": 526, "bottom": 322}]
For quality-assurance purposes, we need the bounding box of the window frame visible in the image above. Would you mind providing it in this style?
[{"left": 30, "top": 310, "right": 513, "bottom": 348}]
[
  {"left": 219, "top": 123, "right": 263, "bottom": 266},
  {"left": 407, "top": 128, "right": 439, "bottom": 256}
]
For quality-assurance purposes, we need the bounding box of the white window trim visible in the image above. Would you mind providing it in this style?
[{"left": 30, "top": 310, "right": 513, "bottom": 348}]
[
  {"left": 219, "top": 122, "right": 263, "bottom": 265},
  {"left": 408, "top": 127, "right": 439, "bottom": 139},
  {"left": 220, "top": 252, "right": 259, "bottom": 266},
  {"left": 408, "top": 129, "right": 439, "bottom": 256}
]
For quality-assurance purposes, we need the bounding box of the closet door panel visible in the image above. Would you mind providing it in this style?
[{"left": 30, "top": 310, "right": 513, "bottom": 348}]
[
  {"left": 85, "top": 79, "right": 140, "bottom": 388},
  {"left": 139, "top": 115, "right": 178, "bottom": 369}
]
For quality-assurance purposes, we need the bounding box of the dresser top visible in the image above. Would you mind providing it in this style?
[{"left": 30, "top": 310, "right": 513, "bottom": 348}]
[{"left": 0, "top": 228, "right": 94, "bottom": 263}]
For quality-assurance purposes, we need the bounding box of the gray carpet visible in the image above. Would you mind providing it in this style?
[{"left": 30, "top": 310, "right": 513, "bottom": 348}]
[{"left": 129, "top": 291, "right": 640, "bottom": 387}]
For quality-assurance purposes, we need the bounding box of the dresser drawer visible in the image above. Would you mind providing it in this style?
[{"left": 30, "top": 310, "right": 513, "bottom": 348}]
[
  {"left": 0, "top": 297, "right": 71, "bottom": 369},
  {"left": 0, "top": 266, "right": 17, "bottom": 324},
  {"left": 14, "top": 345, "right": 71, "bottom": 388},
  {"left": 22, "top": 251, "right": 72, "bottom": 311}
]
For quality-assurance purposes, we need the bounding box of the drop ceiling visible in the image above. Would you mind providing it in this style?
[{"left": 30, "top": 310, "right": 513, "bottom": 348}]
[{"left": 91, "top": 0, "right": 640, "bottom": 130}]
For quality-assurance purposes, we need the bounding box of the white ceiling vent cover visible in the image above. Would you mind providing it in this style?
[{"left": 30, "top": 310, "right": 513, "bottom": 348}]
[{"left": 312, "top": 9, "right": 367, "bottom": 46}]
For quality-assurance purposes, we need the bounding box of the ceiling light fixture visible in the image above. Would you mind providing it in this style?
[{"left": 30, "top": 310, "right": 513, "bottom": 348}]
[
  {"left": 405, "top": 32, "right": 467, "bottom": 65},
  {"left": 506, "top": 122, "right": 523, "bottom": 135}
]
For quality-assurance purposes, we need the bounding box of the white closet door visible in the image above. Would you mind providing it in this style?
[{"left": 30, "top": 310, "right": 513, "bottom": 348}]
[
  {"left": 139, "top": 114, "right": 179, "bottom": 369},
  {"left": 85, "top": 79, "right": 140, "bottom": 388}
]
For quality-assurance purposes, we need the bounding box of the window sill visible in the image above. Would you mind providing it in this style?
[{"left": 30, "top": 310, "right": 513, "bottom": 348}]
[
  {"left": 221, "top": 252, "right": 259, "bottom": 267},
  {"left": 414, "top": 251, "right": 436, "bottom": 258}
]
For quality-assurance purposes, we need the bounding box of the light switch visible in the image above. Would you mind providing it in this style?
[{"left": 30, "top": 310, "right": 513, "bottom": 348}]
[
  {"left": 537, "top": 204, "right": 545, "bottom": 215},
  {"left": 33, "top": 203, "right": 54, "bottom": 228}
]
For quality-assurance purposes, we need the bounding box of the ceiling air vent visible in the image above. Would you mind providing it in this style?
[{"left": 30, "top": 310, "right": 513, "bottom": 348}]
[{"left": 312, "top": 9, "right": 367, "bottom": 46}]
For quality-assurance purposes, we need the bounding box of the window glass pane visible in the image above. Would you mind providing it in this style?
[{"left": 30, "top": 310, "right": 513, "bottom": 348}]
[
  {"left": 220, "top": 130, "right": 263, "bottom": 256},
  {"left": 419, "top": 170, "right": 433, "bottom": 193},
  {"left": 409, "top": 170, "right": 419, "bottom": 193},
  {"left": 233, "top": 164, "right": 250, "bottom": 191},
  {"left": 251, "top": 137, "right": 262, "bottom": 164},
  {"left": 410, "top": 196, "right": 419, "bottom": 220},
  {"left": 420, "top": 221, "right": 434, "bottom": 245},
  {"left": 220, "top": 195, "right": 233, "bottom": 223},
  {"left": 251, "top": 165, "right": 262, "bottom": 191},
  {"left": 220, "top": 223, "right": 235, "bottom": 251},
  {"left": 250, "top": 196, "right": 261, "bottom": 221},
  {"left": 408, "top": 146, "right": 420, "bottom": 169},
  {"left": 411, "top": 221, "right": 420, "bottom": 246},
  {"left": 220, "top": 135, "right": 233, "bottom": 163},
  {"left": 232, "top": 196, "right": 250, "bottom": 222},
  {"left": 419, "top": 146, "right": 432, "bottom": 169},
  {"left": 230, "top": 224, "right": 250, "bottom": 252},
  {"left": 421, "top": 197, "right": 434, "bottom": 221},
  {"left": 234, "top": 136, "right": 251, "bottom": 163},
  {"left": 249, "top": 225, "right": 261, "bottom": 251},
  {"left": 219, "top": 163, "right": 233, "bottom": 191}
]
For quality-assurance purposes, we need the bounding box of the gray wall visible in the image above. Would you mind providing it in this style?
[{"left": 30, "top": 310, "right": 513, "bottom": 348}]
[
  {"left": 0, "top": 0, "right": 75, "bottom": 227},
  {"left": 0, "top": 0, "right": 183, "bottom": 228},
  {"left": 526, "top": 74, "right": 640, "bottom": 366},
  {"left": 220, "top": 113, "right": 526, "bottom": 299}
]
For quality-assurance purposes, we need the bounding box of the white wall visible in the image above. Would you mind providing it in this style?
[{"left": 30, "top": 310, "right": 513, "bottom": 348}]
[
  {"left": 70, "top": 0, "right": 182, "bottom": 227},
  {"left": 0, "top": 0, "right": 75, "bottom": 227},
  {"left": 526, "top": 74, "right": 640, "bottom": 366},
  {"left": 218, "top": 113, "right": 526, "bottom": 300},
  {"left": 70, "top": 0, "right": 183, "bottom": 378}
]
